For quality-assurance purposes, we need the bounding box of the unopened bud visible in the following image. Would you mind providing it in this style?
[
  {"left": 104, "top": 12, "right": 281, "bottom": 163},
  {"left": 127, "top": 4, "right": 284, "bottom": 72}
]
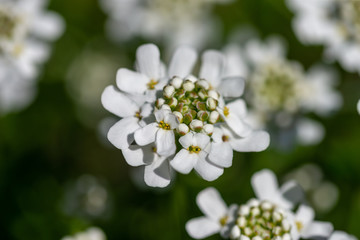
[
  {"left": 196, "top": 79, "right": 210, "bottom": 90},
  {"left": 173, "top": 111, "right": 183, "bottom": 122},
  {"left": 196, "top": 101, "right": 206, "bottom": 111},
  {"left": 272, "top": 211, "right": 283, "bottom": 222},
  {"left": 163, "top": 85, "right": 175, "bottom": 99},
  {"left": 156, "top": 98, "right": 165, "bottom": 108},
  {"left": 206, "top": 97, "right": 217, "bottom": 110},
  {"left": 250, "top": 207, "right": 260, "bottom": 217},
  {"left": 208, "top": 90, "right": 219, "bottom": 100},
  {"left": 168, "top": 97, "right": 178, "bottom": 108},
  {"left": 244, "top": 227, "right": 252, "bottom": 236},
  {"left": 230, "top": 226, "right": 241, "bottom": 239},
  {"left": 237, "top": 216, "right": 246, "bottom": 228},
  {"left": 174, "top": 88, "right": 185, "bottom": 99},
  {"left": 183, "top": 112, "right": 193, "bottom": 125},
  {"left": 261, "top": 201, "right": 273, "bottom": 211},
  {"left": 190, "top": 119, "right": 203, "bottom": 132},
  {"left": 203, "top": 124, "right": 214, "bottom": 135},
  {"left": 209, "top": 111, "right": 220, "bottom": 124},
  {"left": 282, "top": 220, "right": 291, "bottom": 231},
  {"left": 197, "top": 110, "right": 209, "bottom": 122},
  {"left": 198, "top": 89, "right": 207, "bottom": 100},
  {"left": 183, "top": 80, "right": 195, "bottom": 92},
  {"left": 171, "top": 76, "right": 183, "bottom": 89},
  {"left": 248, "top": 199, "right": 260, "bottom": 207},
  {"left": 177, "top": 123, "right": 189, "bottom": 135},
  {"left": 252, "top": 236, "right": 263, "bottom": 240},
  {"left": 161, "top": 104, "right": 171, "bottom": 111},
  {"left": 238, "top": 205, "right": 250, "bottom": 216},
  {"left": 282, "top": 233, "right": 291, "bottom": 240}
]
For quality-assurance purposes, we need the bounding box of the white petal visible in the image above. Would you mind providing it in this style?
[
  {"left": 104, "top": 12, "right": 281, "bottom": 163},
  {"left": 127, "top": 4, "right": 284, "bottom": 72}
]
[
  {"left": 107, "top": 117, "right": 140, "bottom": 149},
  {"left": 296, "top": 205, "right": 315, "bottom": 228},
  {"left": 144, "top": 155, "right": 171, "bottom": 188},
  {"left": 329, "top": 231, "right": 357, "bottom": 240},
  {"left": 164, "top": 113, "right": 179, "bottom": 129},
  {"left": 179, "top": 132, "right": 194, "bottom": 149},
  {"left": 226, "top": 99, "right": 248, "bottom": 118},
  {"left": 208, "top": 142, "right": 233, "bottom": 168},
  {"left": 116, "top": 68, "right": 149, "bottom": 94},
  {"left": 168, "top": 46, "right": 197, "bottom": 78},
  {"left": 195, "top": 155, "right": 224, "bottom": 181},
  {"left": 101, "top": 85, "right": 138, "bottom": 117},
  {"left": 136, "top": 44, "right": 161, "bottom": 79},
  {"left": 134, "top": 123, "right": 158, "bottom": 146},
  {"left": 296, "top": 118, "right": 325, "bottom": 146},
  {"left": 302, "top": 221, "right": 333, "bottom": 238},
  {"left": 154, "top": 109, "right": 169, "bottom": 122},
  {"left": 186, "top": 217, "right": 221, "bottom": 239},
  {"left": 156, "top": 129, "right": 176, "bottom": 156},
  {"left": 31, "top": 12, "right": 65, "bottom": 40},
  {"left": 196, "top": 187, "right": 228, "bottom": 220},
  {"left": 230, "top": 130, "right": 270, "bottom": 152},
  {"left": 223, "top": 113, "right": 252, "bottom": 137},
  {"left": 122, "top": 145, "right": 155, "bottom": 166},
  {"left": 217, "top": 77, "right": 245, "bottom": 98},
  {"left": 199, "top": 50, "right": 224, "bottom": 88},
  {"left": 251, "top": 169, "right": 280, "bottom": 202},
  {"left": 194, "top": 133, "right": 210, "bottom": 149},
  {"left": 211, "top": 127, "right": 223, "bottom": 143},
  {"left": 170, "top": 149, "right": 196, "bottom": 174}
]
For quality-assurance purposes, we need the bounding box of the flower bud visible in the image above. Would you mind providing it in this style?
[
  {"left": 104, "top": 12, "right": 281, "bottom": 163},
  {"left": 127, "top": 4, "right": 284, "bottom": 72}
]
[
  {"left": 272, "top": 210, "right": 283, "bottom": 222},
  {"left": 168, "top": 97, "right": 178, "bottom": 108},
  {"left": 241, "top": 235, "right": 250, "bottom": 240},
  {"left": 177, "top": 123, "right": 189, "bottom": 135},
  {"left": 206, "top": 97, "right": 217, "bottom": 110},
  {"left": 250, "top": 207, "right": 260, "bottom": 217},
  {"left": 252, "top": 236, "right": 263, "bottom": 240},
  {"left": 161, "top": 104, "right": 171, "bottom": 111},
  {"left": 196, "top": 79, "right": 210, "bottom": 90},
  {"left": 183, "top": 112, "right": 193, "bottom": 125},
  {"left": 282, "top": 233, "right": 291, "bottom": 240},
  {"left": 248, "top": 199, "right": 260, "bottom": 207},
  {"left": 163, "top": 85, "right": 175, "bottom": 99},
  {"left": 197, "top": 110, "right": 209, "bottom": 122},
  {"left": 261, "top": 201, "right": 273, "bottom": 211},
  {"left": 209, "top": 111, "right": 220, "bottom": 124},
  {"left": 171, "top": 76, "right": 183, "bottom": 89},
  {"left": 237, "top": 216, "right": 246, "bottom": 228},
  {"left": 190, "top": 119, "right": 203, "bottom": 132},
  {"left": 230, "top": 226, "right": 241, "bottom": 239},
  {"left": 198, "top": 89, "right": 207, "bottom": 100},
  {"left": 174, "top": 88, "right": 185, "bottom": 99},
  {"left": 282, "top": 219, "right": 291, "bottom": 231},
  {"left": 203, "top": 124, "right": 214, "bottom": 135},
  {"left": 244, "top": 227, "right": 252, "bottom": 236},
  {"left": 183, "top": 80, "right": 195, "bottom": 92},
  {"left": 156, "top": 98, "right": 165, "bottom": 108},
  {"left": 208, "top": 90, "right": 219, "bottom": 100},
  {"left": 173, "top": 111, "right": 183, "bottom": 122},
  {"left": 196, "top": 101, "right": 206, "bottom": 111},
  {"left": 238, "top": 205, "right": 250, "bottom": 216}
]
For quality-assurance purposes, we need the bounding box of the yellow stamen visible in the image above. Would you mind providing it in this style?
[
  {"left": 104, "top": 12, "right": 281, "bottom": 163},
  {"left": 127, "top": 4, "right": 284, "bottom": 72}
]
[
  {"left": 187, "top": 145, "right": 201, "bottom": 154},
  {"left": 152, "top": 147, "right": 157, "bottom": 153},
  {"left": 222, "top": 135, "right": 229, "bottom": 142},
  {"left": 219, "top": 215, "right": 228, "bottom": 226},
  {"left": 147, "top": 79, "right": 159, "bottom": 90},
  {"left": 158, "top": 120, "right": 171, "bottom": 130},
  {"left": 135, "top": 111, "right": 142, "bottom": 119},
  {"left": 296, "top": 221, "right": 304, "bottom": 231},
  {"left": 223, "top": 106, "right": 230, "bottom": 117}
]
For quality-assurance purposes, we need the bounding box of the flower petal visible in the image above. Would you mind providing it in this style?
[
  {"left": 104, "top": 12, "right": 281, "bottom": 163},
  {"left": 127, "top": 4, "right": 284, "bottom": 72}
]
[
  {"left": 195, "top": 155, "right": 224, "bottom": 181},
  {"left": 230, "top": 130, "right": 270, "bottom": 152},
  {"left": 194, "top": 133, "right": 210, "bottom": 149},
  {"left": 134, "top": 123, "right": 158, "bottom": 146},
  {"left": 168, "top": 46, "right": 197, "bottom": 78},
  {"left": 164, "top": 112, "right": 179, "bottom": 129},
  {"left": 107, "top": 117, "right": 140, "bottom": 149},
  {"left": 217, "top": 77, "right": 245, "bottom": 98},
  {"left": 156, "top": 129, "right": 176, "bottom": 157},
  {"left": 296, "top": 205, "right": 315, "bottom": 228},
  {"left": 170, "top": 149, "right": 196, "bottom": 174},
  {"left": 144, "top": 155, "right": 171, "bottom": 188},
  {"left": 179, "top": 132, "right": 193, "bottom": 149},
  {"left": 101, "top": 85, "right": 138, "bottom": 117},
  {"left": 31, "top": 12, "right": 65, "bottom": 40},
  {"left": 196, "top": 187, "right": 228, "bottom": 221},
  {"left": 226, "top": 99, "right": 248, "bottom": 118},
  {"left": 208, "top": 142, "right": 233, "bottom": 168},
  {"left": 186, "top": 217, "right": 221, "bottom": 239},
  {"left": 199, "top": 50, "right": 224, "bottom": 88},
  {"left": 116, "top": 68, "right": 149, "bottom": 94},
  {"left": 136, "top": 44, "right": 161, "bottom": 80},
  {"left": 122, "top": 145, "right": 155, "bottom": 166},
  {"left": 302, "top": 221, "right": 333, "bottom": 238},
  {"left": 251, "top": 169, "right": 280, "bottom": 203}
]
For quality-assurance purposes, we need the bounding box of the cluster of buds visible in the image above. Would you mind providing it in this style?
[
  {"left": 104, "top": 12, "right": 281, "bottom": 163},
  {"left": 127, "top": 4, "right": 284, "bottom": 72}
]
[
  {"left": 156, "top": 76, "right": 223, "bottom": 136},
  {"left": 230, "top": 199, "right": 292, "bottom": 240}
]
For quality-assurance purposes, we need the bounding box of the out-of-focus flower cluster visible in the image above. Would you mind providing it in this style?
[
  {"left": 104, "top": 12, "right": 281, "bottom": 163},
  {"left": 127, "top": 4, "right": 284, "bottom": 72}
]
[{"left": 102, "top": 43, "right": 270, "bottom": 187}]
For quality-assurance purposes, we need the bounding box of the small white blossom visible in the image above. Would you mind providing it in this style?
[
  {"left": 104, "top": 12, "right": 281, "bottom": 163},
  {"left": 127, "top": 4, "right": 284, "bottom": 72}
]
[{"left": 61, "top": 227, "right": 106, "bottom": 240}]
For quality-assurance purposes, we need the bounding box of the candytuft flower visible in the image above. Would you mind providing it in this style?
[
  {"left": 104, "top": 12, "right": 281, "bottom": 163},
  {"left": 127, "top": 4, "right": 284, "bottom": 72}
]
[{"left": 102, "top": 43, "right": 270, "bottom": 187}]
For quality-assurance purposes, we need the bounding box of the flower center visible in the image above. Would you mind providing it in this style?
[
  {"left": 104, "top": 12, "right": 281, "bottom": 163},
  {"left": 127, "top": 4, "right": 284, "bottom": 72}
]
[
  {"left": 250, "top": 61, "right": 302, "bottom": 112},
  {"left": 222, "top": 135, "right": 230, "bottom": 142},
  {"left": 232, "top": 200, "right": 292, "bottom": 240},
  {"left": 296, "top": 221, "right": 304, "bottom": 231},
  {"left": 147, "top": 79, "right": 159, "bottom": 90},
  {"left": 188, "top": 145, "right": 201, "bottom": 154},
  {"left": 135, "top": 111, "right": 142, "bottom": 119},
  {"left": 0, "top": 9, "right": 16, "bottom": 39},
  {"left": 219, "top": 215, "right": 229, "bottom": 226},
  {"left": 156, "top": 76, "right": 223, "bottom": 136},
  {"left": 158, "top": 120, "right": 171, "bottom": 130}
]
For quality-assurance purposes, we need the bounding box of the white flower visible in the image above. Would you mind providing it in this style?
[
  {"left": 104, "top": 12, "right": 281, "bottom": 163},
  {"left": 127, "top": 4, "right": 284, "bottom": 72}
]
[
  {"left": 101, "top": 86, "right": 153, "bottom": 150},
  {"left": 329, "top": 231, "right": 358, "bottom": 240},
  {"left": 290, "top": 205, "right": 333, "bottom": 240},
  {"left": 186, "top": 187, "right": 238, "bottom": 239},
  {"left": 286, "top": 0, "right": 360, "bottom": 75},
  {"left": 102, "top": 44, "right": 269, "bottom": 187},
  {"left": 0, "top": 0, "right": 64, "bottom": 114},
  {"left": 61, "top": 227, "right": 106, "bottom": 240},
  {"left": 223, "top": 36, "right": 342, "bottom": 147},
  {"left": 100, "top": 0, "right": 232, "bottom": 50},
  {"left": 134, "top": 109, "right": 179, "bottom": 156}
]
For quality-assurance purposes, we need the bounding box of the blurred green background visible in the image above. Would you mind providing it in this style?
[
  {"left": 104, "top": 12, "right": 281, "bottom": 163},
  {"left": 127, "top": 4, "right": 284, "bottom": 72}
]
[{"left": 0, "top": 0, "right": 359, "bottom": 239}]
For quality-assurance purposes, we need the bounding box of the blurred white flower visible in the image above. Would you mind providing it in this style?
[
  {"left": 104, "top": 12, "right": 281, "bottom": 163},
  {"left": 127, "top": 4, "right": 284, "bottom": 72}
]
[
  {"left": 329, "top": 231, "right": 358, "bottom": 240},
  {"left": 61, "top": 227, "right": 106, "bottom": 240},
  {"left": 102, "top": 43, "right": 270, "bottom": 187},
  {"left": 286, "top": 0, "right": 360, "bottom": 75},
  {"left": 0, "top": 0, "right": 64, "bottom": 115},
  {"left": 223, "top": 36, "right": 342, "bottom": 147},
  {"left": 186, "top": 169, "right": 333, "bottom": 240},
  {"left": 99, "top": 0, "right": 232, "bottom": 50},
  {"left": 186, "top": 187, "right": 238, "bottom": 239},
  {"left": 357, "top": 99, "right": 360, "bottom": 115}
]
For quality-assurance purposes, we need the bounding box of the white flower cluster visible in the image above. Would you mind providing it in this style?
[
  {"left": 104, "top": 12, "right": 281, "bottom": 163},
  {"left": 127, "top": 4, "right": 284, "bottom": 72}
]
[
  {"left": 223, "top": 36, "right": 342, "bottom": 146},
  {"left": 0, "top": 0, "right": 64, "bottom": 114},
  {"left": 99, "top": 0, "right": 232, "bottom": 50},
  {"left": 102, "top": 44, "right": 270, "bottom": 187},
  {"left": 61, "top": 227, "right": 106, "bottom": 240},
  {"left": 186, "top": 169, "right": 335, "bottom": 240},
  {"left": 286, "top": 0, "right": 360, "bottom": 75}
]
